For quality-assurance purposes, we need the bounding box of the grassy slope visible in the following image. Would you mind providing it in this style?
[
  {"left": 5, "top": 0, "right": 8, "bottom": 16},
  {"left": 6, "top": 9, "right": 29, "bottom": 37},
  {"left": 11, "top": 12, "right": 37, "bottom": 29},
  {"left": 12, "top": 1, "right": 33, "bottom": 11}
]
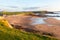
[{"left": 0, "top": 19, "right": 58, "bottom": 40}]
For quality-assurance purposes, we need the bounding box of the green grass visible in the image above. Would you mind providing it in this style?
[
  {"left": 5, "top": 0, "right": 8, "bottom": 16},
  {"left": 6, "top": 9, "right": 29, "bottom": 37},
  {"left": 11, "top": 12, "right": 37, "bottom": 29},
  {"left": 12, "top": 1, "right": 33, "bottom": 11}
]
[{"left": 0, "top": 19, "right": 58, "bottom": 40}]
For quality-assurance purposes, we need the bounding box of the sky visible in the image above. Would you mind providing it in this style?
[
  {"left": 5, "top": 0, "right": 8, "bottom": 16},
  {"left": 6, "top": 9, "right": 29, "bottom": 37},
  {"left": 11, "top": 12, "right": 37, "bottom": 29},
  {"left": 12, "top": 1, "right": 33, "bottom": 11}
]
[{"left": 0, "top": 0, "right": 60, "bottom": 11}]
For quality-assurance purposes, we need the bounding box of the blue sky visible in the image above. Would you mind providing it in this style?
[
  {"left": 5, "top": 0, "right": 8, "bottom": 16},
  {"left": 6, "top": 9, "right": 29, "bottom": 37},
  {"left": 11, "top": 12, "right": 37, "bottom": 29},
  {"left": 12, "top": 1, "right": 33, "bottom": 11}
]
[{"left": 0, "top": 0, "right": 60, "bottom": 11}]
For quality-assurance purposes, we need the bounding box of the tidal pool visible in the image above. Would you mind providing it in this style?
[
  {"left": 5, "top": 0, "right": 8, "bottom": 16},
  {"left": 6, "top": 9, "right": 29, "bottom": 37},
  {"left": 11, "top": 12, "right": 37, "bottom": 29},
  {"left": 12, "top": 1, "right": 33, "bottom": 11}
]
[{"left": 31, "top": 13, "right": 60, "bottom": 25}]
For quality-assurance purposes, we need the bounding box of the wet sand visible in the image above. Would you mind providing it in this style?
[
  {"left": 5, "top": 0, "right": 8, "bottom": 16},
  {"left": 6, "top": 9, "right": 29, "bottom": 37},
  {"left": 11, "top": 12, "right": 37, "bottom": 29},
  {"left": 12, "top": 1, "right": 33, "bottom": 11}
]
[{"left": 4, "top": 15, "right": 60, "bottom": 39}]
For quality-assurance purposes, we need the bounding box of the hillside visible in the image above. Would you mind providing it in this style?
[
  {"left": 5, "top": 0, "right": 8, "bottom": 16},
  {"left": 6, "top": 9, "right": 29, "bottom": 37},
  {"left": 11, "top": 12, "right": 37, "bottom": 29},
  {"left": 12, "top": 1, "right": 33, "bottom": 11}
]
[{"left": 0, "top": 17, "right": 58, "bottom": 40}]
